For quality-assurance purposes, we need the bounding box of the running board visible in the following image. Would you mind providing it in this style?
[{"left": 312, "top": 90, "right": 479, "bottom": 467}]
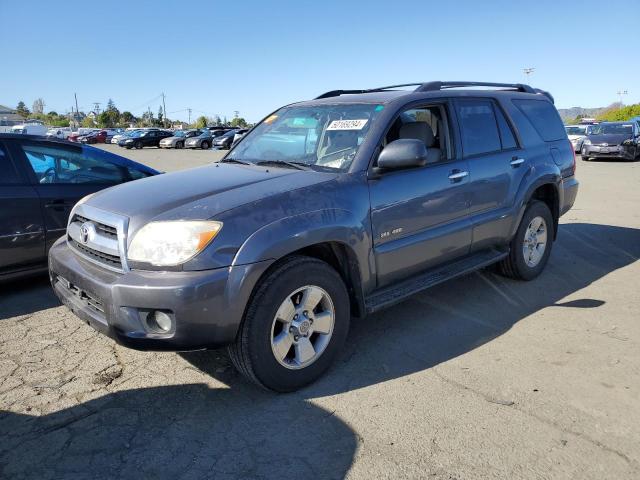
[{"left": 365, "top": 248, "right": 509, "bottom": 313}]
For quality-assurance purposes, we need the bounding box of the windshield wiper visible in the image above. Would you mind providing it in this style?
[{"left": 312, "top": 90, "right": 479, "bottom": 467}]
[
  {"left": 220, "top": 157, "right": 251, "bottom": 165},
  {"left": 256, "top": 160, "right": 309, "bottom": 171}
]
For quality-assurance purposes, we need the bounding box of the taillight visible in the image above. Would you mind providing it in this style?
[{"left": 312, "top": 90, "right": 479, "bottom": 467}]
[{"left": 568, "top": 139, "right": 576, "bottom": 175}]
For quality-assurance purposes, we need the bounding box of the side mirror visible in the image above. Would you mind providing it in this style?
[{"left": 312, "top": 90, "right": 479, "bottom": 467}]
[{"left": 377, "top": 139, "right": 428, "bottom": 170}]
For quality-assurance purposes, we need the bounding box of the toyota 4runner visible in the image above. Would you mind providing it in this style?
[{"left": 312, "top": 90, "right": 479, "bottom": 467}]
[{"left": 49, "top": 81, "right": 579, "bottom": 391}]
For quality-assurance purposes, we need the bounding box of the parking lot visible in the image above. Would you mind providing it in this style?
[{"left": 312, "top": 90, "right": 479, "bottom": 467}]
[{"left": 1, "top": 149, "right": 639, "bottom": 479}]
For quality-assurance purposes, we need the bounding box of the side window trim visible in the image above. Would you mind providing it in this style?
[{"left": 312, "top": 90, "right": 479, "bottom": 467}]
[
  {"left": 492, "top": 100, "right": 522, "bottom": 151},
  {"left": 0, "top": 140, "right": 24, "bottom": 185}
]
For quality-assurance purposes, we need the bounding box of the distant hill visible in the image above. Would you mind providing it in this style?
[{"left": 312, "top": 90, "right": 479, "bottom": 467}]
[{"left": 557, "top": 103, "right": 620, "bottom": 122}]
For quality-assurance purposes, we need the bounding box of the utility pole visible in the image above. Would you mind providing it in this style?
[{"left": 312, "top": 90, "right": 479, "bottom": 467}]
[
  {"left": 187, "top": 108, "right": 192, "bottom": 125},
  {"left": 523, "top": 67, "right": 535, "bottom": 83},
  {"left": 616, "top": 89, "right": 628, "bottom": 108},
  {"left": 93, "top": 102, "right": 101, "bottom": 115},
  {"left": 162, "top": 93, "right": 167, "bottom": 128},
  {"left": 234, "top": 110, "right": 239, "bottom": 119},
  {"left": 74, "top": 93, "right": 80, "bottom": 126},
  {"left": 148, "top": 106, "right": 152, "bottom": 126}
]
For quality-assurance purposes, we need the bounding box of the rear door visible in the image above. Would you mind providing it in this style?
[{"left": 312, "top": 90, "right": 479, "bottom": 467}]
[
  {"left": 0, "top": 140, "right": 46, "bottom": 272},
  {"left": 452, "top": 98, "right": 528, "bottom": 251},
  {"left": 13, "top": 140, "right": 129, "bottom": 253}
]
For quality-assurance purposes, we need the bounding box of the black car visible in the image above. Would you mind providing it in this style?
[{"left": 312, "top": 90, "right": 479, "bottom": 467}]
[
  {"left": 118, "top": 129, "right": 173, "bottom": 149},
  {"left": 212, "top": 129, "right": 240, "bottom": 149},
  {"left": 0, "top": 134, "right": 159, "bottom": 280},
  {"left": 581, "top": 121, "right": 640, "bottom": 161}
]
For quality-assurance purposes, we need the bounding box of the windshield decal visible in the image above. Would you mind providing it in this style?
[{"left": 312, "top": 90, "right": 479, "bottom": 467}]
[{"left": 327, "top": 119, "right": 368, "bottom": 130}]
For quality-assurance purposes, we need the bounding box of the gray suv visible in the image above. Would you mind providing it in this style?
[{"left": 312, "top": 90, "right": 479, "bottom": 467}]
[{"left": 49, "top": 81, "right": 579, "bottom": 391}]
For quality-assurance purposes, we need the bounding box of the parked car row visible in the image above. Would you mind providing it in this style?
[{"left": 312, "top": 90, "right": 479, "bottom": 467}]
[
  {"left": 566, "top": 121, "right": 640, "bottom": 160},
  {"left": 114, "top": 127, "right": 248, "bottom": 150}
]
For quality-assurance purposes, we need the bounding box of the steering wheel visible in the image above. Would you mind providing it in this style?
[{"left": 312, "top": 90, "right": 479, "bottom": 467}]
[{"left": 40, "top": 167, "right": 57, "bottom": 184}]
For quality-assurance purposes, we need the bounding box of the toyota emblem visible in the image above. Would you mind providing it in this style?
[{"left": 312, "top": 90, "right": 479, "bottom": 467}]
[{"left": 79, "top": 222, "right": 95, "bottom": 244}]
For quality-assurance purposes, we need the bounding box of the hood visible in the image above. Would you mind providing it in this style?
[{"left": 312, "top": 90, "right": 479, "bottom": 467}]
[
  {"left": 567, "top": 134, "right": 585, "bottom": 141},
  {"left": 587, "top": 133, "right": 631, "bottom": 145},
  {"left": 85, "top": 163, "right": 336, "bottom": 233}
]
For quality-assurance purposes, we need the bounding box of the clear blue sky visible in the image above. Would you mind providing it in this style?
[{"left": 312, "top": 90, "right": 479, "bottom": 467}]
[{"left": 1, "top": 0, "right": 638, "bottom": 122}]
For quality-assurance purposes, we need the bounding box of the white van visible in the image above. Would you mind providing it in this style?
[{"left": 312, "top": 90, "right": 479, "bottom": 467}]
[{"left": 11, "top": 123, "right": 48, "bottom": 136}]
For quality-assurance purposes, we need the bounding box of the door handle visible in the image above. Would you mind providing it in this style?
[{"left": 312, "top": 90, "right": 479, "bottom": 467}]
[
  {"left": 510, "top": 157, "right": 525, "bottom": 167},
  {"left": 448, "top": 170, "right": 469, "bottom": 182}
]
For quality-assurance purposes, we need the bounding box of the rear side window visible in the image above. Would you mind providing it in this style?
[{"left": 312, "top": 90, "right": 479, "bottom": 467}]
[
  {"left": 513, "top": 99, "right": 566, "bottom": 142},
  {"left": 495, "top": 107, "right": 517, "bottom": 149},
  {"left": 0, "top": 142, "right": 21, "bottom": 184},
  {"left": 455, "top": 99, "right": 501, "bottom": 157}
]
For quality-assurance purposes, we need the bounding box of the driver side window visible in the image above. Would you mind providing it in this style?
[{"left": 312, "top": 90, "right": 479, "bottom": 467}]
[{"left": 21, "top": 143, "right": 125, "bottom": 184}]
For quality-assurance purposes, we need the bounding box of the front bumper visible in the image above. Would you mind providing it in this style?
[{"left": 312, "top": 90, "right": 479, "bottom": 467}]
[
  {"left": 582, "top": 144, "right": 636, "bottom": 160},
  {"left": 569, "top": 138, "right": 583, "bottom": 152},
  {"left": 48, "top": 238, "right": 271, "bottom": 351}
]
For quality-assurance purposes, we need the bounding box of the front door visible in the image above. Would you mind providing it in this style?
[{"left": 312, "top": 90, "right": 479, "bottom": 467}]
[
  {"left": 0, "top": 141, "right": 45, "bottom": 272},
  {"left": 368, "top": 104, "right": 472, "bottom": 288}
]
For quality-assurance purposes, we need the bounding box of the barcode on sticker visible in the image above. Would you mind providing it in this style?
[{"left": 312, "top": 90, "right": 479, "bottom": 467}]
[{"left": 327, "top": 119, "right": 368, "bottom": 130}]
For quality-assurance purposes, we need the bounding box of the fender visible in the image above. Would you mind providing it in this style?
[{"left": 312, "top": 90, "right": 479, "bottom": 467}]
[
  {"left": 509, "top": 165, "right": 562, "bottom": 239},
  {"left": 233, "top": 207, "right": 374, "bottom": 296}
]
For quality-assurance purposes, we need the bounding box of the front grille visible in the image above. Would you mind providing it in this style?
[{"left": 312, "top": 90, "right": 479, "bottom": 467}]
[
  {"left": 55, "top": 274, "right": 105, "bottom": 314},
  {"left": 74, "top": 215, "right": 117, "bottom": 238},
  {"left": 70, "top": 239, "right": 122, "bottom": 269}
]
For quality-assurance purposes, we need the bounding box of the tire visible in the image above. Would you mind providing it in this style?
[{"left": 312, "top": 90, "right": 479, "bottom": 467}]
[
  {"left": 176, "top": 141, "right": 183, "bottom": 149},
  {"left": 228, "top": 256, "right": 350, "bottom": 392},
  {"left": 201, "top": 141, "right": 210, "bottom": 150},
  {"left": 498, "top": 200, "right": 554, "bottom": 281},
  {"left": 581, "top": 148, "right": 590, "bottom": 161},
  {"left": 135, "top": 141, "right": 143, "bottom": 149}
]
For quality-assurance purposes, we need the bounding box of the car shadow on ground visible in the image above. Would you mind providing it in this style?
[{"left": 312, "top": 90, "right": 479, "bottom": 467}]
[
  {"left": 0, "top": 275, "right": 58, "bottom": 320},
  {"left": 182, "top": 222, "right": 640, "bottom": 397},
  {"left": 1, "top": 222, "right": 638, "bottom": 479},
  {"left": 1, "top": 384, "right": 356, "bottom": 479}
]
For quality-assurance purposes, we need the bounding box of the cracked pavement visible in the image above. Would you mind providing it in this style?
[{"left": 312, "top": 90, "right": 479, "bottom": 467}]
[{"left": 1, "top": 150, "right": 639, "bottom": 479}]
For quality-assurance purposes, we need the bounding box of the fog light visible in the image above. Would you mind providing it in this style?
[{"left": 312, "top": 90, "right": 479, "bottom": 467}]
[{"left": 147, "top": 310, "right": 173, "bottom": 333}]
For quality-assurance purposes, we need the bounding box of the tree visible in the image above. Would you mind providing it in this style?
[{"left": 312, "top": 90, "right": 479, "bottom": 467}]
[
  {"left": 106, "top": 98, "right": 117, "bottom": 112},
  {"left": 157, "top": 106, "right": 164, "bottom": 127},
  {"left": 195, "top": 115, "right": 208, "bottom": 128},
  {"left": 120, "top": 111, "right": 135, "bottom": 125},
  {"left": 81, "top": 116, "right": 95, "bottom": 128},
  {"left": 597, "top": 103, "right": 640, "bottom": 122},
  {"left": 230, "top": 117, "right": 248, "bottom": 128},
  {"left": 32, "top": 98, "right": 45, "bottom": 114},
  {"left": 16, "top": 101, "right": 30, "bottom": 118}
]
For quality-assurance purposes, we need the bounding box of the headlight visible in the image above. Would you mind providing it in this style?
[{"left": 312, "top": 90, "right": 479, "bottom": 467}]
[
  {"left": 128, "top": 221, "right": 222, "bottom": 266},
  {"left": 583, "top": 139, "right": 591, "bottom": 145}
]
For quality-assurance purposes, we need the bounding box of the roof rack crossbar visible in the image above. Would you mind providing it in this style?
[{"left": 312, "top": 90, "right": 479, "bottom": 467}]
[{"left": 415, "top": 81, "right": 536, "bottom": 94}]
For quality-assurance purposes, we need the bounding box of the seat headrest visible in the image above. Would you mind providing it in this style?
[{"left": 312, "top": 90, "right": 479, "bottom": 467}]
[{"left": 399, "top": 122, "right": 435, "bottom": 147}]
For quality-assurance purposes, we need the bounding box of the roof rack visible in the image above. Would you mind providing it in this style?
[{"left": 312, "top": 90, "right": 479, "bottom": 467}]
[{"left": 315, "top": 81, "right": 554, "bottom": 103}]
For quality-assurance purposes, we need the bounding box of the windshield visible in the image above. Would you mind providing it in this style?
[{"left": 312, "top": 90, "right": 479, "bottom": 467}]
[
  {"left": 130, "top": 131, "right": 145, "bottom": 138},
  {"left": 565, "top": 126, "right": 586, "bottom": 135},
  {"left": 228, "top": 104, "right": 383, "bottom": 171},
  {"left": 590, "top": 123, "right": 633, "bottom": 135},
  {"left": 174, "top": 131, "right": 187, "bottom": 137}
]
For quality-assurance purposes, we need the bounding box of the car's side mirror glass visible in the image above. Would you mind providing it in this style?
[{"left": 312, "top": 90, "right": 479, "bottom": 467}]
[{"left": 376, "top": 139, "right": 428, "bottom": 171}]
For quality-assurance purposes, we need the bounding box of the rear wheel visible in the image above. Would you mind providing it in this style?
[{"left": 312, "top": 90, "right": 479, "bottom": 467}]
[
  {"left": 228, "top": 256, "right": 350, "bottom": 392},
  {"left": 201, "top": 141, "right": 210, "bottom": 149},
  {"left": 498, "top": 200, "right": 554, "bottom": 281}
]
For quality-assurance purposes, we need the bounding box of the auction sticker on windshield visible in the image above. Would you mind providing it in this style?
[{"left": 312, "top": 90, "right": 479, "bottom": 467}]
[{"left": 327, "top": 119, "right": 368, "bottom": 130}]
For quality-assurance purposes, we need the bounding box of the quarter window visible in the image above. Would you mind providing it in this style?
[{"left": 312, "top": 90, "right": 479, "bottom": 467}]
[
  {"left": 513, "top": 99, "right": 565, "bottom": 142},
  {"left": 455, "top": 99, "right": 502, "bottom": 157}
]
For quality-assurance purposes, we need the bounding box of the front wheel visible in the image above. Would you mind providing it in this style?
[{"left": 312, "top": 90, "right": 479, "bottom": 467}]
[
  {"left": 135, "top": 141, "right": 143, "bottom": 149},
  {"left": 176, "top": 141, "right": 183, "bottom": 149},
  {"left": 498, "top": 200, "right": 554, "bottom": 280},
  {"left": 228, "top": 256, "right": 350, "bottom": 392},
  {"left": 201, "top": 141, "right": 210, "bottom": 149}
]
